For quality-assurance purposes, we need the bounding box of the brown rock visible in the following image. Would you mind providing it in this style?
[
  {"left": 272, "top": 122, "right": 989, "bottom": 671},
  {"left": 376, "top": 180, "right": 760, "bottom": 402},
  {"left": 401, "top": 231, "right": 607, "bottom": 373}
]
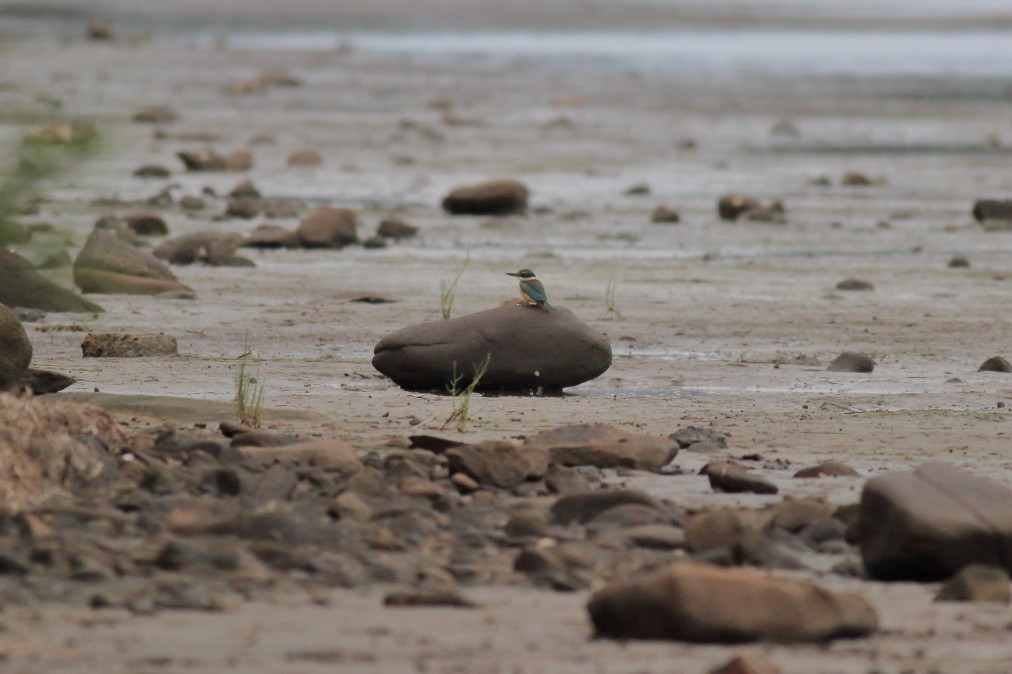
[
  {"left": 793, "top": 461, "right": 861, "bottom": 478},
  {"left": 770, "top": 498, "right": 834, "bottom": 533},
  {"left": 243, "top": 224, "right": 299, "bottom": 249},
  {"left": 229, "top": 179, "right": 261, "bottom": 198},
  {"left": 445, "top": 440, "right": 547, "bottom": 489},
  {"left": 239, "top": 438, "right": 362, "bottom": 474},
  {"left": 859, "top": 462, "right": 1012, "bottom": 580},
  {"left": 81, "top": 333, "right": 179, "bottom": 358},
  {"left": 711, "top": 654, "right": 782, "bottom": 674},
  {"left": 827, "top": 352, "right": 874, "bottom": 373},
  {"left": 287, "top": 149, "right": 323, "bottom": 166},
  {"left": 154, "top": 232, "right": 246, "bottom": 266},
  {"left": 743, "top": 200, "right": 785, "bottom": 223},
  {"left": 297, "top": 207, "right": 359, "bottom": 248},
  {"left": 178, "top": 149, "right": 253, "bottom": 172},
  {"left": 524, "top": 423, "right": 678, "bottom": 472},
  {"left": 132, "top": 106, "right": 177, "bottom": 124},
  {"left": 225, "top": 197, "right": 261, "bottom": 219},
  {"left": 979, "top": 356, "right": 1012, "bottom": 373},
  {"left": 86, "top": 19, "right": 114, "bottom": 41},
  {"left": 0, "top": 305, "right": 32, "bottom": 390},
  {"left": 73, "top": 229, "right": 195, "bottom": 296},
  {"left": 836, "top": 278, "right": 874, "bottom": 291},
  {"left": 550, "top": 489, "right": 659, "bottom": 526},
  {"left": 377, "top": 218, "right": 418, "bottom": 239},
  {"left": 703, "top": 461, "right": 778, "bottom": 495},
  {"left": 841, "top": 172, "right": 873, "bottom": 186},
  {"left": 0, "top": 393, "right": 124, "bottom": 512},
  {"left": 948, "top": 255, "right": 970, "bottom": 268},
  {"left": 587, "top": 561, "right": 877, "bottom": 642},
  {"left": 124, "top": 212, "right": 169, "bottom": 236},
  {"left": 442, "top": 179, "right": 529, "bottom": 215},
  {"left": 372, "top": 304, "right": 612, "bottom": 392},
  {"left": 935, "top": 564, "right": 1010, "bottom": 603},
  {"left": 0, "top": 248, "right": 104, "bottom": 312},
  {"left": 624, "top": 182, "right": 651, "bottom": 195},
  {"left": 973, "top": 199, "right": 1012, "bottom": 223},
  {"left": 133, "top": 164, "right": 171, "bottom": 179},
  {"left": 19, "top": 368, "right": 76, "bottom": 395},
  {"left": 650, "top": 205, "right": 680, "bottom": 224},
  {"left": 717, "top": 194, "right": 760, "bottom": 221},
  {"left": 685, "top": 509, "right": 759, "bottom": 553}
]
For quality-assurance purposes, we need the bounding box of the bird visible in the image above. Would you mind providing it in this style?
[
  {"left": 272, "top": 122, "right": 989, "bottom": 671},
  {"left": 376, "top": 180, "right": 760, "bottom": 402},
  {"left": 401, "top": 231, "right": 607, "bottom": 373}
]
[{"left": 506, "top": 268, "right": 553, "bottom": 309}]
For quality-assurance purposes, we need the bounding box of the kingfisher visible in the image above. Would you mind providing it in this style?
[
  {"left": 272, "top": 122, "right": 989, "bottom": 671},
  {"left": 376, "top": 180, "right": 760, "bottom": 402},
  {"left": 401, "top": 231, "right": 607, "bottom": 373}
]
[{"left": 506, "top": 268, "right": 553, "bottom": 309}]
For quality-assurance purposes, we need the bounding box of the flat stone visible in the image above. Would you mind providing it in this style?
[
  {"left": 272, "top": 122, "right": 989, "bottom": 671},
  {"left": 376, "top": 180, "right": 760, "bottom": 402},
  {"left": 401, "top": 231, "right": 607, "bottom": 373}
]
[
  {"left": 650, "top": 205, "right": 680, "bottom": 223},
  {"left": 793, "top": 461, "right": 861, "bottom": 478},
  {"left": 858, "top": 462, "right": 1012, "bottom": 580},
  {"left": 524, "top": 423, "right": 678, "bottom": 472},
  {"left": 704, "top": 462, "right": 778, "bottom": 495},
  {"left": 935, "top": 564, "right": 1010, "bottom": 603},
  {"left": 827, "top": 352, "right": 875, "bottom": 373},
  {"left": 154, "top": 232, "right": 245, "bottom": 266},
  {"left": 836, "top": 278, "right": 874, "bottom": 291},
  {"left": 550, "top": 489, "right": 659, "bottom": 526},
  {"left": 445, "top": 440, "right": 547, "bottom": 489},
  {"left": 442, "top": 179, "right": 528, "bottom": 215},
  {"left": 0, "top": 248, "right": 103, "bottom": 312},
  {"left": 377, "top": 218, "right": 418, "bottom": 239},
  {"left": 239, "top": 438, "right": 361, "bottom": 475},
  {"left": 587, "top": 561, "right": 877, "bottom": 642},
  {"left": 372, "top": 304, "right": 611, "bottom": 392},
  {"left": 287, "top": 149, "right": 323, "bottom": 166},
  {"left": 243, "top": 224, "right": 299, "bottom": 249},
  {"left": 81, "top": 332, "right": 178, "bottom": 358}
]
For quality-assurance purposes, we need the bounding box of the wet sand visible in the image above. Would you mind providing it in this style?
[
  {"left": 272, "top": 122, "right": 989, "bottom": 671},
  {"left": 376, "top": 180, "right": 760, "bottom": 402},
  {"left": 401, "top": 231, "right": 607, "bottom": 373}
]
[{"left": 4, "top": 1, "right": 1012, "bottom": 671}]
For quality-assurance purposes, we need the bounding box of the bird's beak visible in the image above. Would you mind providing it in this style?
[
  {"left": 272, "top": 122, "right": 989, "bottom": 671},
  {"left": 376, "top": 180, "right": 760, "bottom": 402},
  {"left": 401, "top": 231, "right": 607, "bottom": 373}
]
[{"left": 505, "top": 272, "right": 519, "bottom": 277}]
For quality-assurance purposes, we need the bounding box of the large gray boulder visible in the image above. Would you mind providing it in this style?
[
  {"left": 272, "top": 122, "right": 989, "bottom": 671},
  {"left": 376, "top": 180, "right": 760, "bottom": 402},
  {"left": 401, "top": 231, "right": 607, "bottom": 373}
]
[
  {"left": 0, "top": 304, "right": 32, "bottom": 390},
  {"left": 372, "top": 304, "right": 611, "bottom": 392},
  {"left": 73, "top": 229, "right": 195, "bottom": 296},
  {"left": 857, "top": 462, "right": 1012, "bottom": 580},
  {"left": 0, "top": 248, "right": 103, "bottom": 312}
]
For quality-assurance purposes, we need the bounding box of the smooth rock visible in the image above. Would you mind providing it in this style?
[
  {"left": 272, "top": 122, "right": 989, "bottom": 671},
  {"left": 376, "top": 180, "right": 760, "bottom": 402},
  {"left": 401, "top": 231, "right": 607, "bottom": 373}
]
[
  {"left": 717, "top": 194, "right": 760, "bottom": 221},
  {"left": 372, "top": 304, "right": 611, "bottom": 392},
  {"left": 794, "top": 461, "right": 861, "bottom": 478},
  {"left": 0, "top": 248, "right": 103, "bottom": 312},
  {"left": 523, "top": 423, "right": 678, "bottom": 472},
  {"left": 124, "top": 212, "right": 169, "bottom": 236},
  {"left": 243, "top": 224, "right": 299, "bottom": 249},
  {"left": 229, "top": 179, "right": 261, "bottom": 198},
  {"left": 858, "top": 462, "right": 1012, "bottom": 580},
  {"left": 226, "top": 197, "right": 261, "bottom": 219},
  {"left": 287, "top": 149, "right": 322, "bottom": 166},
  {"left": 442, "top": 179, "right": 528, "bottom": 215},
  {"left": 154, "top": 232, "right": 245, "bottom": 266},
  {"left": 841, "top": 172, "right": 873, "bottom": 186},
  {"left": 444, "top": 440, "right": 547, "bottom": 489},
  {"left": 743, "top": 200, "right": 785, "bottom": 223},
  {"left": 178, "top": 149, "right": 252, "bottom": 172},
  {"left": 74, "top": 229, "right": 194, "bottom": 296},
  {"left": 133, "top": 164, "right": 171, "bottom": 178},
  {"left": 297, "top": 207, "right": 358, "bottom": 248},
  {"left": 20, "top": 368, "right": 76, "bottom": 395},
  {"left": 935, "top": 564, "right": 1010, "bottom": 603},
  {"left": 704, "top": 462, "right": 778, "bottom": 495},
  {"left": 239, "top": 438, "right": 362, "bottom": 475},
  {"left": 836, "top": 278, "right": 874, "bottom": 291},
  {"left": 587, "top": 561, "right": 877, "bottom": 642},
  {"left": 81, "top": 333, "right": 178, "bottom": 358},
  {"left": 621, "top": 524, "right": 686, "bottom": 550},
  {"left": 377, "top": 218, "right": 418, "bottom": 239},
  {"left": 978, "top": 356, "right": 1012, "bottom": 373},
  {"left": 0, "top": 305, "right": 32, "bottom": 390},
  {"left": 133, "top": 106, "right": 177, "bottom": 124},
  {"left": 827, "top": 352, "right": 874, "bottom": 373},
  {"left": 711, "top": 654, "right": 782, "bottom": 674},
  {"left": 685, "top": 509, "right": 760, "bottom": 553},
  {"left": 550, "top": 489, "right": 659, "bottom": 526},
  {"left": 972, "top": 199, "right": 1012, "bottom": 222},
  {"left": 948, "top": 255, "right": 970, "bottom": 268},
  {"left": 651, "top": 205, "right": 680, "bottom": 223}
]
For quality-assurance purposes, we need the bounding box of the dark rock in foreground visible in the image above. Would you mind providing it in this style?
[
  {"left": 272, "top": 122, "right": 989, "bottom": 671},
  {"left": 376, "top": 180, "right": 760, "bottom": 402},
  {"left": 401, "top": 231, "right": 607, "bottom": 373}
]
[
  {"left": 858, "top": 462, "right": 1012, "bottom": 580},
  {"left": 0, "top": 304, "right": 32, "bottom": 390},
  {"left": 20, "top": 368, "right": 76, "bottom": 395},
  {"left": 0, "top": 248, "right": 103, "bottom": 313},
  {"left": 978, "top": 356, "right": 1012, "bottom": 373},
  {"left": 372, "top": 304, "right": 611, "bottom": 392},
  {"left": 587, "top": 562, "right": 877, "bottom": 642},
  {"left": 442, "top": 179, "right": 528, "bottom": 215},
  {"left": 827, "top": 352, "right": 874, "bottom": 373}
]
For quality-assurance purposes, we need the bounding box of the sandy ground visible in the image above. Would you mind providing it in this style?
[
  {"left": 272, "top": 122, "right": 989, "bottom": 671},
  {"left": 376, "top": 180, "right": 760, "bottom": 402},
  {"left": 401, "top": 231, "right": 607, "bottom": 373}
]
[{"left": 3, "top": 2, "right": 1012, "bottom": 671}]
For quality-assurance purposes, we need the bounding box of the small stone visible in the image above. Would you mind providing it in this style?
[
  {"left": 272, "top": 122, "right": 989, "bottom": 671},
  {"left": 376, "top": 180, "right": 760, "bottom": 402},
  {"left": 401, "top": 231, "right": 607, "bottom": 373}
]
[
  {"left": 827, "top": 352, "right": 875, "bottom": 373},
  {"left": 229, "top": 179, "right": 261, "bottom": 198},
  {"left": 793, "top": 461, "right": 861, "bottom": 478},
  {"left": 670, "top": 426, "right": 727, "bottom": 449},
  {"left": 624, "top": 183, "right": 650, "bottom": 195},
  {"left": 377, "top": 219, "right": 418, "bottom": 239},
  {"left": 287, "top": 150, "right": 323, "bottom": 166},
  {"left": 442, "top": 179, "right": 528, "bottom": 216},
  {"left": 504, "top": 512, "right": 548, "bottom": 538},
  {"left": 86, "top": 19, "right": 114, "bottom": 40},
  {"left": 948, "top": 255, "right": 970, "bottom": 268},
  {"left": 384, "top": 589, "right": 477, "bottom": 608},
  {"left": 979, "top": 356, "right": 1012, "bottom": 373},
  {"left": 363, "top": 236, "right": 387, "bottom": 249},
  {"left": 243, "top": 224, "right": 299, "bottom": 249},
  {"left": 179, "top": 196, "right": 205, "bottom": 210},
  {"left": 622, "top": 524, "right": 686, "bottom": 550},
  {"left": 133, "top": 164, "right": 171, "bottom": 178},
  {"left": 717, "top": 194, "right": 760, "bottom": 221},
  {"left": 445, "top": 440, "right": 547, "bottom": 489},
  {"left": 81, "top": 332, "right": 179, "bottom": 358},
  {"left": 133, "top": 106, "right": 177, "bottom": 124},
  {"left": 703, "top": 462, "right": 778, "bottom": 495},
  {"left": 124, "top": 212, "right": 169, "bottom": 236},
  {"left": 972, "top": 199, "right": 1012, "bottom": 223},
  {"left": 935, "top": 564, "right": 1010, "bottom": 603},
  {"left": 329, "top": 491, "right": 373, "bottom": 520},
  {"left": 841, "top": 172, "right": 872, "bottom": 186},
  {"left": 711, "top": 654, "right": 782, "bottom": 674},
  {"left": 650, "top": 205, "right": 680, "bottom": 224},
  {"left": 685, "top": 509, "right": 757, "bottom": 553},
  {"left": 550, "top": 489, "right": 659, "bottom": 526},
  {"left": 226, "top": 197, "right": 262, "bottom": 219},
  {"left": 835, "top": 278, "right": 874, "bottom": 291},
  {"left": 450, "top": 472, "right": 478, "bottom": 494},
  {"left": 297, "top": 207, "right": 358, "bottom": 248}
]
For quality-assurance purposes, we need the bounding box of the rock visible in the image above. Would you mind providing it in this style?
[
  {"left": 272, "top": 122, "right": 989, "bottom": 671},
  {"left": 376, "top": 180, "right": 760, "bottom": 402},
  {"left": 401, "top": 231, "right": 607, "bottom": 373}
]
[
  {"left": 179, "top": 196, "right": 205, "bottom": 210},
  {"left": 935, "top": 564, "right": 1010, "bottom": 603},
  {"left": 226, "top": 197, "right": 261, "bottom": 219},
  {"left": 243, "top": 224, "right": 299, "bottom": 249},
  {"left": 972, "top": 199, "right": 1012, "bottom": 223},
  {"left": 711, "top": 654, "right": 782, "bottom": 674},
  {"left": 229, "top": 179, "right": 261, "bottom": 198},
  {"left": 550, "top": 489, "right": 659, "bottom": 526},
  {"left": 177, "top": 149, "right": 253, "bottom": 172},
  {"left": 650, "top": 205, "right": 680, "bottom": 224},
  {"left": 73, "top": 229, "right": 195, "bottom": 296},
  {"left": 133, "top": 106, "right": 177, "bottom": 124},
  {"left": 545, "top": 464, "right": 590, "bottom": 495},
  {"left": 20, "top": 368, "right": 76, "bottom": 394},
  {"left": 685, "top": 509, "right": 760, "bottom": 553},
  {"left": 450, "top": 472, "right": 478, "bottom": 494},
  {"left": 624, "top": 183, "right": 651, "bottom": 195},
  {"left": 362, "top": 236, "right": 387, "bottom": 249},
  {"left": 948, "top": 255, "right": 970, "bottom": 268},
  {"left": 704, "top": 462, "right": 778, "bottom": 495},
  {"left": 287, "top": 149, "right": 322, "bottom": 166},
  {"left": 377, "top": 218, "right": 418, "bottom": 239},
  {"left": 25, "top": 120, "right": 96, "bottom": 145},
  {"left": 504, "top": 512, "right": 548, "bottom": 538},
  {"left": 0, "top": 248, "right": 103, "bottom": 312},
  {"left": 743, "top": 200, "right": 785, "bottom": 223},
  {"left": 0, "top": 220, "right": 30, "bottom": 245},
  {"left": 793, "top": 461, "right": 861, "bottom": 478},
  {"left": 442, "top": 179, "right": 528, "bottom": 215},
  {"left": 621, "top": 524, "right": 686, "bottom": 550},
  {"left": 0, "top": 305, "right": 32, "bottom": 390},
  {"left": 384, "top": 589, "right": 477, "bottom": 608},
  {"left": 978, "top": 356, "right": 1012, "bottom": 373},
  {"left": 239, "top": 438, "right": 362, "bottom": 475},
  {"left": 226, "top": 70, "right": 301, "bottom": 95},
  {"left": 523, "top": 423, "right": 678, "bottom": 472},
  {"left": 717, "top": 194, "right": 760, "bottom": 221},
  {"left": 671, "top": 426, "right": 727, "bottom": 450},
  {"left": 372, "top": 304, "right": 611, "bottom": 392},
  {"left": 124, "top": 212, "right": 169, "bottom": 236},
  {"left": 835, "top": 278, "right": 874, "bottom": 291},
  {"left": 587, "top": 562, "right": 877, "bottom": 642},
  {"left": 229, "top": 430, "right": 299, "bottom": 448},
  {"left": 827, "top": 352, "right": 874, "bottom": 373},
  {"left": 858, "top": 462, "right": 1012, "bottom": 580},
  {"left": 34, "top": 250, "right": 72, "bottom": 270},
  {"left": 86, "top": 19, "right": 114, "bottom": 40},
  {"left": 133, "top": 164, "right": 171, "bottom": 178},
  {"left": 81, "top": 333, "right": 179, "bottom": 358},
  {"left": 841, "top": 172, "right": 873, "bottom": 186},
  {"left": 771, "top": 498, "right": 835, "bottom": 533},
  {"left": 296, "top": 207, "right": 359, "bottom": 248},
  {"left": 0, "top": 393, "right": 123, "bottom": 511},
  {"left": 154, "top": 232, "right": 245, "bottom": 266},
  {"left": 445, "top": 440, "right": 547, "bottom": 489}
]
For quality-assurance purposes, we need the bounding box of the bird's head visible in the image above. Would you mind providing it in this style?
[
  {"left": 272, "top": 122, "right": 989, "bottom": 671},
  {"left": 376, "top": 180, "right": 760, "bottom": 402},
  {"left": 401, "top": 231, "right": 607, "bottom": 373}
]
[{"left": 506, "top": 268, "right": 537, "bottom": 279}]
